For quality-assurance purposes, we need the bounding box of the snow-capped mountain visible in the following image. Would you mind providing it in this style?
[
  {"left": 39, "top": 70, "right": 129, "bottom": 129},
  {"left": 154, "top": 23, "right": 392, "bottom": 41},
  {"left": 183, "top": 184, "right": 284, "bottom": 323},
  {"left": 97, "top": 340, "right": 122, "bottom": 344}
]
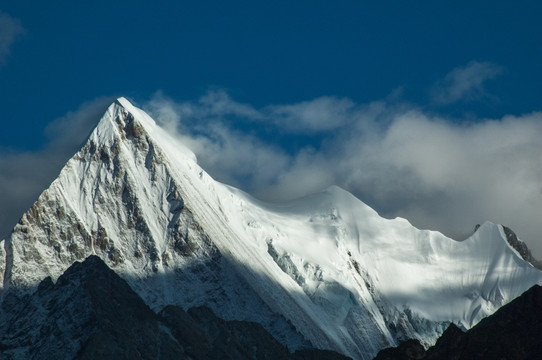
[{"left": 1, "top": 98, "right": 541, "bottom": 360}]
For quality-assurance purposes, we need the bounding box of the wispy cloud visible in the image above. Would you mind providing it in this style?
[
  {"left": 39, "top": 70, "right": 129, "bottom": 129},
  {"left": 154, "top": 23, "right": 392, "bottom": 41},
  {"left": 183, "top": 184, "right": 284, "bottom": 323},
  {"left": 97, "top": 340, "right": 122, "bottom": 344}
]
[
  {"left": 44, "top": 97, "right": 115, "bottom": 150},
  {"left": 0, "top": 11, "right": 24, "bottom": 65},
  {"left": 144, "top": 91, "right": 542, "bottom": 257},
  {"left": 145, "top": 92, "right": 291, "bottom": 190},
  {"left": 431, "top": 61, "right": 503, "bottom": 105},
  {"left": 146, "top": 90, "right": 363, "bottom": 134},
  {"left": 0, "top": 97, "right": 114, "bottom": 239},
  {"left": 266, "top": 97, "right": 358, "bottom": 133}
]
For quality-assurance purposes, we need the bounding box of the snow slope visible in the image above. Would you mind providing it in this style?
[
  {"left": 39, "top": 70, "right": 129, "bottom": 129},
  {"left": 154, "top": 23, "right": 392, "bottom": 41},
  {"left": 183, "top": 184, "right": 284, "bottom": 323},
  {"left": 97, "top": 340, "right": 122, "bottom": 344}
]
[{"left": 1, "top": 98, "right": 541, "bottom": 360}]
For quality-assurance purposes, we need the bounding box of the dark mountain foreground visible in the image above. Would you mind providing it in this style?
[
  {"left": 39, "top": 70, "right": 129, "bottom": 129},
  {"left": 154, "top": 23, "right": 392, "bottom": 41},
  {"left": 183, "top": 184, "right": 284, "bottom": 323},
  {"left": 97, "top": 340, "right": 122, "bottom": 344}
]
[
  {"left": 0, "top": 255, "right": 350, "bottom": 360},
  {"left": 374, "top": 284, "right": 542, "bottom": 360}
]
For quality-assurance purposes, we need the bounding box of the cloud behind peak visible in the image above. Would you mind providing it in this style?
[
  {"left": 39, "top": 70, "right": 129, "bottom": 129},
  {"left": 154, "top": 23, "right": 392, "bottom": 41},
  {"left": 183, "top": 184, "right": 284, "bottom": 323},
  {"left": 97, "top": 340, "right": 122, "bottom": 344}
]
[
  {"left": 431, "top": 61, "right": 503, "bottom": 105},
  {"left": 144, "top": 90, "right": 542, "bottom": 257}
]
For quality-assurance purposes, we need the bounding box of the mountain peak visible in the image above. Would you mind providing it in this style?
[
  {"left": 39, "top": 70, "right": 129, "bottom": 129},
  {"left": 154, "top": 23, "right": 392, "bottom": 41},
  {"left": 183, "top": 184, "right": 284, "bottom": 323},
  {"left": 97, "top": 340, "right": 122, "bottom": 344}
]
[
  {"left": 114, "top": 96, "right": 133, "bottom": 108},
  {"left": 2, "top": 100, "right": 541, "bottom": 360},
  {"left": 112, "top": 97, "right": 154, "bottom": 127},
  {"left": 96, "top": 96, "right": 153, "bottom": 139}
]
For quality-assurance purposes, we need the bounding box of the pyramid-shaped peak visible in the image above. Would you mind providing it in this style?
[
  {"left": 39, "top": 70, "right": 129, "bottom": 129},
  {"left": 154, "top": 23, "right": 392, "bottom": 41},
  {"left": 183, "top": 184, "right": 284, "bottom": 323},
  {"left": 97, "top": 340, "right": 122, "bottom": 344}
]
[
  {"left": 86, "top": 95, "right": 197, "bottom": 163},
  {"left": 88, "top": 97, "right": 158, "bottom": 145},
  {"left": 115, "top": 96, "right": 133, "bottom": 107},
  {"left": 104, "top": 97, "right": 156, "bottom": 129},
  {"left": 113, "top": 97, "right": 145, "bottom": 118}
]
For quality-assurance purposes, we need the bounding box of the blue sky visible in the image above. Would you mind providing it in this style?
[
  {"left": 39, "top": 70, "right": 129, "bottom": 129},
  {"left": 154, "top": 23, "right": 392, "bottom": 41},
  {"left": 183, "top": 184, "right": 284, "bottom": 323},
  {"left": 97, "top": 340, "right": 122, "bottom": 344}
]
[
  {"left": 1, "top": 2, "right": 542, "bottom": 254},
  {"left": 2, "top": 0, "right": 542, "bottom": 150}
]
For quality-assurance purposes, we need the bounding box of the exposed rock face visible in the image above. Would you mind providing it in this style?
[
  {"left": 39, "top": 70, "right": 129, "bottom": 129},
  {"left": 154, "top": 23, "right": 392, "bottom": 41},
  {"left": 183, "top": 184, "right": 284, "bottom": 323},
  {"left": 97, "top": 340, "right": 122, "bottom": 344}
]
[
  {"left": 0, "top": 255, "right": 350, "bottom": 360},
  {"left": 373, "top": 284, "right": 542, "bottom": 360},
  {"left": 502, "top": 225, "right": 542, "bottom": 270}
]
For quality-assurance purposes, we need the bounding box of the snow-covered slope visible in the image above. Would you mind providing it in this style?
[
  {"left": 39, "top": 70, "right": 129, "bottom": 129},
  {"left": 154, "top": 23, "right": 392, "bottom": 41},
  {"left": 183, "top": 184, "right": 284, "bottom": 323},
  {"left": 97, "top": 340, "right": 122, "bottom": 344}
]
[{"left": 1, "top": 98, "right": 541, "bottom": 360}]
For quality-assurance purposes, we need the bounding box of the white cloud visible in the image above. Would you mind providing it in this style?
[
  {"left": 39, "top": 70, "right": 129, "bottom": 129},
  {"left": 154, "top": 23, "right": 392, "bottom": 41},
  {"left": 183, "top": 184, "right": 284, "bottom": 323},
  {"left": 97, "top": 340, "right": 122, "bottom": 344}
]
[
  {"left": 265, "top": 96, "right": 358, "bottom": 133},
  {"left": 344, "top": 111, "right": 542, "bottom": 246},
  {"left": 0, "top": 97, "right": 114, "bottom": 239},
  {"left": 3, "top": 89, "right": 541, "bottom": 262},
  {"left": 144, "top": 92, "right": 291, "bottom": 192},
  {"left": 198, "top": 90, "right": 262, "bottom": 120},
  {"left": 431, "top": 61, "right": 503, "bottom": 105},
  {"left": 146, "top": 91, "right": 360, "bottom": 135},
  {"left": 0, "top": 11, "right": 24, "bottom": 65},
  {"left": 143, "top": 91, "right": 542, "bottom": 258},
  {"left": 45, "top": 96, "right": 116, "bottom": 150}
]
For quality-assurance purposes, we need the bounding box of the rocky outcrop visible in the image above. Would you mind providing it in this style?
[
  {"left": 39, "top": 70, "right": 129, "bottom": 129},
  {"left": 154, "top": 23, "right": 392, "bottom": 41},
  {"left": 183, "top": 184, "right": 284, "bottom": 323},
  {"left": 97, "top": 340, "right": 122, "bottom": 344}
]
[{"left": 502, "top": 225, "right": 542, "bottom": 270}]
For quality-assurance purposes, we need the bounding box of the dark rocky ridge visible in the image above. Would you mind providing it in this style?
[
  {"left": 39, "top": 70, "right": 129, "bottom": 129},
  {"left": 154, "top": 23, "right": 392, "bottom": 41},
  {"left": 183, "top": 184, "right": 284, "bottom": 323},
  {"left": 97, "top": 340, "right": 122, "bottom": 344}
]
[
  {"left": 0, "top": 255, "right": 350, "bottom": 360},
  {"left": 502, "top": 225, "right": 542, "bottom": 270},
  {"left": 374, "top": 284, "right": 542, "bottom": 360},
  {"left": 0, "top": 255, "right": 182, "bottom": 359}
]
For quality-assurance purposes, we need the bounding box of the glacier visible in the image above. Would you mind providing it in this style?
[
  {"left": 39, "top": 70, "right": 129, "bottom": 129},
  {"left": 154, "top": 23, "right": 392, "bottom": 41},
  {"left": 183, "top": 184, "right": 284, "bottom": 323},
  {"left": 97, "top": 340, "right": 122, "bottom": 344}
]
[{"left": 1, "top": 97, "right": 541, "bottom": 360}]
